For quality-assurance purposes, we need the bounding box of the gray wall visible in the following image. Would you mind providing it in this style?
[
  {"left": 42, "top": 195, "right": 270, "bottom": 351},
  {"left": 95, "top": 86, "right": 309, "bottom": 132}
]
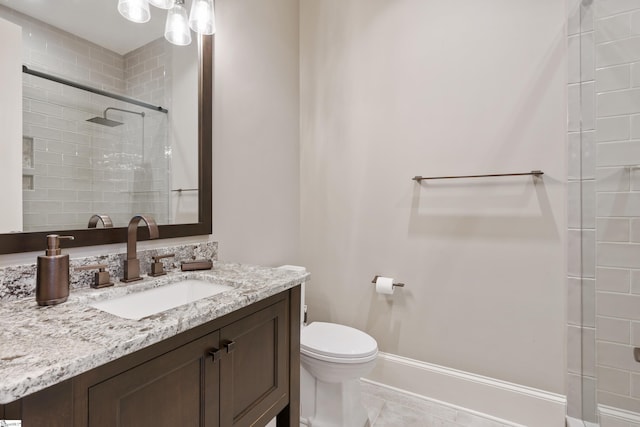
[
  {"left": 300, "top": 0, "right": 567, "bottom": 394},
  {"left": 212, "top": 0, "right": 301, "bottom": 266}
]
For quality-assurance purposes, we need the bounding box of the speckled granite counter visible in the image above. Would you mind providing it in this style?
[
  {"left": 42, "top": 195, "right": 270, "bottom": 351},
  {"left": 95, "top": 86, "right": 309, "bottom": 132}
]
[{"left": 0, "top": 261, "right": 308, "bottom": 404}]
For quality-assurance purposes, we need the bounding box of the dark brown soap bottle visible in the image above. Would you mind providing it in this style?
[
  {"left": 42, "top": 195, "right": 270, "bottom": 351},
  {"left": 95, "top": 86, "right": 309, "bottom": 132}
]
[{"left": 36, "top": 234, "right": 75, "bottom": 306}]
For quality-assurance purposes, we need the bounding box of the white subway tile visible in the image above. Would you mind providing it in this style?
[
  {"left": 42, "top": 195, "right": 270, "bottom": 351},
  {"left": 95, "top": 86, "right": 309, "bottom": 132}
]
[
  {"left": 599, "top": 242, "right": 640, "bottom": 268},
  {"left": 584, "top": 131, "right": 597, "bottom": 179},
  {"left": 597, "top": 116, "right": 630, "bottom": 142},
  {"left": 569, "top": 84, "right": 580, "bottom": 133},
  {"left": 632, "top": 322, "right": 640, "bottom": 345},
  {"left": 568, "top": 325, "right": 582, "bottom": 374},
  {"left": 598, "top": 316, "right": 631, "bottom": 343},
  {"left": 599, "top": 365, "right": 631, "bottom": 395},
  {"left": 598, "top": 142, "right": 640, "bottom": 166},
  {"left": 597, "top": 13, "right": 632, "bottom": 42},
  {"left": 598, "top": 218, "right": 631, "bottom": 242},
  {"left": 598, "top": 192, "right": 640, "bottom": 217},
  {"left": 584, "top": 229, "right": 596, "bottom": 278},
  {"left": 584, "top": 180, "right": 597, "bottom": 229},
  {"left": 598, "top": 390, "right": 640, "bottom": 413},
  {"left": 598, "top": 291, "right": 640, "bottom": 320},
  {"left": 599, "top": 88, "right": 640, "bottom": 117},
  {"left": 632, "top": 10, "right": 640, "bottom": 35},
  {"left": 567, "top": 372, "right": 583, "bottom": 419},
  {"left": 597, "top": 64, "right": 631, "bottom": 93},
  {"left": 585, "top": 326, "right": 597, "bottom": 377},
  {"left": 569, "top": 132, "right": 581, "bottom": 180},
  {"left": 583, "top": 82, "right": 596, "bottom": 130},
  {"left": 569, "top": 230, "right": 582, "bottom": 278},
  {"left": 34, "top": 150, "right": 62, "bottom": 166},
  {"left": 597, "top": 0, "right": 640, "bottom": 19},
  {"left": 631, "top": 63, "right": 640, "bottom": 88},
  {"left": 632, "top": 269, "right": 640, "bottom": 292},
  {"left": 597, "top": 167, "right": 631, "bottom": 191},
  {"left": 569, "top": 181, "right": 582, "bottom": 229},
  {"left": 598, "top": 37, "right": 640, "bottom": 69},
  {"left": 585, "top": 278, "right": 597, "bottom": 328},
  {"left": 597, "top": 340, "right": 640, "bottom": 372},
  {"left": 583, "top": 32, "right": 596, "bottom": 82},
  {"left": 568, "top": 277, "right": 582, "bottom": 326},
  {"left": 631, "top": 167, "right": 640, "bottom": 191},
  {"left": 631, "top": 373, "right": 640, "bottom": 398}
]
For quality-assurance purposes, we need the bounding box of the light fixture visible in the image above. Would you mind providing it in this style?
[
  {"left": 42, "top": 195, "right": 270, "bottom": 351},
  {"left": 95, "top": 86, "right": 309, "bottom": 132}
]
[
  {"left": 118, "top": 0, "right": 216, "bottom": 46},
  {"left": 188, "top": 0, "right": 216, "bottom": 35},
  {"left": 117, "top": 0, "right": 151, "bottom": 24},
  {"left": 164, "top": 0, "right": 192, "bottom": 46},
  {"left": 148, "top": 0, "right": 173, "bottom": 9}
]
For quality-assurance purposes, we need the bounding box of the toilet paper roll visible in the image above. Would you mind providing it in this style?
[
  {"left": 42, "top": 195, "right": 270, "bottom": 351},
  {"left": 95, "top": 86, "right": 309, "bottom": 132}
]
[{"left": 375, "top": 276, "right": 394, "bottom": 295}]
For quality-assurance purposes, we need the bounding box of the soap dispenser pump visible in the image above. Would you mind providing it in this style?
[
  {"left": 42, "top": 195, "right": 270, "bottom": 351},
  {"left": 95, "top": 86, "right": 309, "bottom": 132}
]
[{"left": 36, "top": 234, "right": 75, "bottom": 306}]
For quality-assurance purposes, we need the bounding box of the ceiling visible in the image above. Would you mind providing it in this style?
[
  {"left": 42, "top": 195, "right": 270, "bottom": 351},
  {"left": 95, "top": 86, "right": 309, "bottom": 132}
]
[{"left": 1, "top": 0, "right": 172, "bottom": 55}]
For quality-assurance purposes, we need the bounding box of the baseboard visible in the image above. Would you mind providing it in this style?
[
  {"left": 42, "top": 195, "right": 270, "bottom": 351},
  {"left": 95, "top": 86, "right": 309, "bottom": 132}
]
[
  {"left": 599, "top": 404, "right": 640, "bottom": 424},
  {"left": 364, "top": 352, "right": 566, "bottom": 427}
]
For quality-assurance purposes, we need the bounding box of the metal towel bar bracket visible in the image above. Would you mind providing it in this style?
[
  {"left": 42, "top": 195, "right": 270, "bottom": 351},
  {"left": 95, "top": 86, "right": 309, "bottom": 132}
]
[{"left": 412, "top": 170, "right": 544, "bottom": 182}]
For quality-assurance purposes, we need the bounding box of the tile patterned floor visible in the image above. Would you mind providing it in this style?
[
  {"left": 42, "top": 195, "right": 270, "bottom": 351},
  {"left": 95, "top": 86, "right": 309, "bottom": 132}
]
[{"left": 361, "top": 380, "right": 519, "bottom": 427}]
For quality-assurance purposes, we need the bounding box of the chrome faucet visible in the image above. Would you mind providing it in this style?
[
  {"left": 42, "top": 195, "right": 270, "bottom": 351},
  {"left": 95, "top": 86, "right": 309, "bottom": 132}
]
[{"left": 122, "top": 215, "right": 159, "bottom": 283}]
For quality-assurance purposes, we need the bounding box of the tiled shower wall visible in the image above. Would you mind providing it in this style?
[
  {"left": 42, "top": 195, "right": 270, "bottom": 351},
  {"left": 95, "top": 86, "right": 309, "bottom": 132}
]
[
  {"left": 569, "top": 0, "right": 640, "bottom": 424},
  {"left": 567, "top": 0, "right": 597, "bottom": 422},
  {"left": 0, "top": 5, "right": 171, "bottom": 231}
]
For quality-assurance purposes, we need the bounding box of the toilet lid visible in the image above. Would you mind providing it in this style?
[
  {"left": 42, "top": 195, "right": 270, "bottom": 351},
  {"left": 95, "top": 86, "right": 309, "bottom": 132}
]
[{"left": 301, "top": 322, "right": 378, "bottom": 360}]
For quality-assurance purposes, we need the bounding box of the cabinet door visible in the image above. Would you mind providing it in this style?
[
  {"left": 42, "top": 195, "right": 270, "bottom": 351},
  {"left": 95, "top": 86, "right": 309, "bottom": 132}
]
[
  {"left": 88, "top": 331, "right": 220, "bottom": 427},
  {"left": 220, "top": 299, "right": 288, "bottom": 427}
]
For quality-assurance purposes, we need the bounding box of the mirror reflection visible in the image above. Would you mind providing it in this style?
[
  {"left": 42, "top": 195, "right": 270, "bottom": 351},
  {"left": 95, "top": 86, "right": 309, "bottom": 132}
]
[{"left": 0, "top": 0, "right": 200, "bottom": 233}]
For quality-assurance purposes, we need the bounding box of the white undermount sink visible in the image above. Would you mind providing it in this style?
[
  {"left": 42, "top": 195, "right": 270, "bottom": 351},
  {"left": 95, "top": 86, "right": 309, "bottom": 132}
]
[{"left": 89, "top": 279, "right": 233, "bottom": 320}]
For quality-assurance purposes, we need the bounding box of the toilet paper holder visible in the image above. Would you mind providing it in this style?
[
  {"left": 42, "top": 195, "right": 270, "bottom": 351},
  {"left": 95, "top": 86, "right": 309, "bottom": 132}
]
[{"left": 371, "top": 275, "right": 405, "bottom": 288}]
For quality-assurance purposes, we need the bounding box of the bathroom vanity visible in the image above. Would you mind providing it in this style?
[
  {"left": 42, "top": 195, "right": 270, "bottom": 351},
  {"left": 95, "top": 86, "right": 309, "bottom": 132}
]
[{"left": 0, "top": 262, "right": 306, "bottom": 427}]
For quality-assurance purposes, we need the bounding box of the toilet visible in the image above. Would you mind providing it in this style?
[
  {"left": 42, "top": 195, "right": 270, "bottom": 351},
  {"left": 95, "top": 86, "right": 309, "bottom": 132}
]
[{"left": 278, "top": 266, "right": 378, "bottom": 427}]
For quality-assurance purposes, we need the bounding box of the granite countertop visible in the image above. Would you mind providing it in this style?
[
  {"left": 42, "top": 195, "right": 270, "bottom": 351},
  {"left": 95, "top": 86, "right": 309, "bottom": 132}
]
[{"left": 0, "top": 261, "right": 309, "bottom": 404}]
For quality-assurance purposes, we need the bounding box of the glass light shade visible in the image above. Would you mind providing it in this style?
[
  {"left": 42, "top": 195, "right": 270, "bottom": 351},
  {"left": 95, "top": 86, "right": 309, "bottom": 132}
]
[
  {"left": 148, "top": 0, "right": 173, "bottom": 9},
  {"left": 165, "top": 1, "right": 192, "bottom": 46},
  {"left": 117, "top": 0, "right": 151, "bottom": 23},
  {"left": 188, "top": 0, "right": 216, "bottom": 35}
]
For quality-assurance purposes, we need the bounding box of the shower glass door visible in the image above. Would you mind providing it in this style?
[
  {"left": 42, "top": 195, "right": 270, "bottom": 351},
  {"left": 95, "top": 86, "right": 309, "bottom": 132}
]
[{"left": 578, "top": 0, "right": 640, "bottom": 424}]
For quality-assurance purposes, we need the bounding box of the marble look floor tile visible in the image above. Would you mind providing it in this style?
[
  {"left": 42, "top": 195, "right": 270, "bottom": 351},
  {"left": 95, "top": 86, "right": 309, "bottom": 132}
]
[
  {"left": 361, "top": 386, "right": 386, "bottom": 424},
  {"left": 361, "top": 380, "right": 513, "bottom": 427}
]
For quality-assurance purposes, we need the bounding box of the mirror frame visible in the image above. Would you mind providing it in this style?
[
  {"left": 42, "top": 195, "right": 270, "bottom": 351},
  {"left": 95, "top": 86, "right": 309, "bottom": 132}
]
[{"left": 0, "top": 35, "right": 213, "bottom": 255}]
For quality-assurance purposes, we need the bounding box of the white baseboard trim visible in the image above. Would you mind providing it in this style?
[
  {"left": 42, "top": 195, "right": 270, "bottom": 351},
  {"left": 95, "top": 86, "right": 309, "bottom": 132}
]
[
  {"left": 364, "top": 352, "right": 566, "bottom": 427},
  {"left": 600, "top": 404, "right": 640, "bottom": 424}
]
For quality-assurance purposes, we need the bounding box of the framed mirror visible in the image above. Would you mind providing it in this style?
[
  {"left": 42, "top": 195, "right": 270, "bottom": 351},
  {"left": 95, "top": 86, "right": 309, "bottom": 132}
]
[{"left": 0, "top": 1, "right": 212, "bottom": 254}]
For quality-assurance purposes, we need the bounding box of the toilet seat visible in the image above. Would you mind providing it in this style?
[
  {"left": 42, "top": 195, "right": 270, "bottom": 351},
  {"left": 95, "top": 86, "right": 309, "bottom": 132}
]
[{"left": 301, "top": 322, "right": 378, "bottom": 363}]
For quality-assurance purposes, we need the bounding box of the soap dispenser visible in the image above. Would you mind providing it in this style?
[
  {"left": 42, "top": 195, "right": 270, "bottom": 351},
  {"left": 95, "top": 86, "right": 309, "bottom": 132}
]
[{"left": 36, "top": 234, "right": 75, "bottom": 306}]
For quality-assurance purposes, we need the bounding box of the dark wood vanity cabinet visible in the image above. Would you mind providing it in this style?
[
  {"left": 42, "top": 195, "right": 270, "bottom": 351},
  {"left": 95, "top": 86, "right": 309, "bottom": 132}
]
[
  {"left": 5, "top": 286, "right": 301, "bottom": 427},
  {"left": 88, "top": 330, "right": 221, "bottom": 427}
]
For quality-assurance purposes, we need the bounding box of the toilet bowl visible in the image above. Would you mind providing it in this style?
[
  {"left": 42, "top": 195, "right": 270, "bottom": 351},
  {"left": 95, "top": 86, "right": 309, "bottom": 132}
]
[
  {"left": 300, "top": 321, "right": 378, "bottom": 427},
  {"left": 278, "top": 263, "right": 378, "bottom": 427}
]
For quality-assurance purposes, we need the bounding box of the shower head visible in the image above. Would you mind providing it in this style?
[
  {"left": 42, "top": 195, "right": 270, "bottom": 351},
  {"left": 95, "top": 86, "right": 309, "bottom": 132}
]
[
  {"left": 86, "top": 116, "right": 123, "bottom": 127},
  {"left": 86, "top": 107, "right": 144, "bottom": 127}
]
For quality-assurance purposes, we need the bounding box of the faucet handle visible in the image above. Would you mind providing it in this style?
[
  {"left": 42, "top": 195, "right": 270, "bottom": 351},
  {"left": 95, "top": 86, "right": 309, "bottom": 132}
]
[
  {"left": 75, "top": 264, "right": 113, "bottom": 289},
  {"left": 150, "top": 253, "right": 175, "bottom": 277}
]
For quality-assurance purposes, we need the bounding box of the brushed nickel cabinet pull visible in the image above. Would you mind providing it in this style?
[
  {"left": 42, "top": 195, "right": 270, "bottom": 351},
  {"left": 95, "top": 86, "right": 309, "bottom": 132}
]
[
  {"left": 209, "top": 348, "right": 221, "bottom": 362},
  {"left": 224, "top": 341, "right": 236, "bottom": 353}
]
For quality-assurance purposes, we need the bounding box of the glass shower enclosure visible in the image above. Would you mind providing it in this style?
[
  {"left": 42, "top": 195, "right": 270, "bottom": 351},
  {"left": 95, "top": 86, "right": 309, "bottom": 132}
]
[
  {"left": 573, "top": 0, "right": 640, "bottom": 425},
  {"left": 21, "top": 67, "right": 171, "bottom": 231}
]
